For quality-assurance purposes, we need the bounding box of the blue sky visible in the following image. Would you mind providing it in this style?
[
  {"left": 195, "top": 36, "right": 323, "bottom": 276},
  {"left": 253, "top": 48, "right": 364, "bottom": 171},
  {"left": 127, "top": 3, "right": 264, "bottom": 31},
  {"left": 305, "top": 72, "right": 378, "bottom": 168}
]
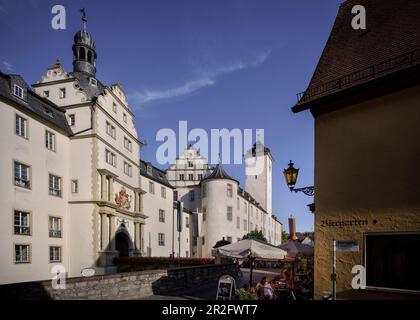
[{"left": 0, "top": 0, "right": 342, "bottom": 232}]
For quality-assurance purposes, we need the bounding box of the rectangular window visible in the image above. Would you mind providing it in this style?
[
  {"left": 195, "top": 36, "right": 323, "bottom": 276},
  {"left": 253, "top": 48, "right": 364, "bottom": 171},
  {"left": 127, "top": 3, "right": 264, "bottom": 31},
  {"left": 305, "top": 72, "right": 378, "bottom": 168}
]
[
  {"left": 227, "top": 183, "right": 233, "bottom": 197},
  {"left": 15, "top": 244, "right": 30, "bottom": 263},
  {"left": 179, "top": 174, "right": 185, "bottom": 181},
  {"left": 49, "top": 174, "right": 62, "bottom": 197},
  {"left": 236, "top": 216, "right": 240, "bottom": 229},
  {"left": 250, "top": 206, "right": 253, "bottom": 217},
  {"left": 124, "top": 162, "right": 132, "bottom": 177},
  {"left": 123, "top": 113, "right": 127, "bottom": 123},
  {"left": 106, "top": 121, "right": 116, "bottom": 139},
  {"left": 15, "top": 115, "right": 28, "bottom": 138},
  {"left": 59, "top": 88, "right": 66, "bottom": 99},
  {"left": 185, "top": 216, "right": 189, "bottom": 228},
  {"left": 68, "top": 114, "right": 75, "bottom": 126},
  {"left": 250, "top": 222, "right": 254, "bottom": 230},
  {"left": 44, "top": 90, "right": 50, "bottom": 98},
  {"left": 174, "top": 190, "right": 178, "bottom": 201},
  {"left": 105, "top": 149, "right": 116, "bottom": 167},
  {"left": 237, "top": 197, "right": 240, "bottom": 210},
  {"left": 49, "top": 246, "right": 62, "bottom": 263},
  {"left": 188, "top": 174, "right": 194, "bottom": 181},
  {"left": 243, "top": 219, "right": 247, "bottom": 231},
  {"left": 45, "top": 130, "right": 56, "bottom": 151},
  {"left": 158, "top": 233, "right": 165, "bottom": 246},
  {"left": 198, "top": 174, "right": 203, "bottom": 181},
  {"left": 71, "top": 180, "right": 78, "bottom": 193},
  {"left": 13, "top": 85, "right": 24, "bottom": 99},
  {"left": 161, "top": 187, "right": 166, "bottom": 198},
  {"left": 188, "top": 161, "right": 194, "bottom": 167},
  {"left": 124, "top": 137, "right": 132, "bottom": 152},
  {"left": 112, "top": 102, "right": 117, "bottom": 113},
  {"left": 227, "top": 206, "right": 233, "bottom": 221},
  {"left": 14, "top": 210, "right": 30, "bottom": 235},
  {"left": 149, "top": 181, "right": 155, "bottom": 194},
  {"left": 49, "top": 216, "right": 62, "bottom": 238},
  {"left": 189, "top": 189, "right": 195, "bottom": 201},
  {"left": 14, "top": 161, "right": 30, "bottom": 189},
  {"left": 159, "top": 209, "right": 165, "bottom": 223},
  {"left": 365, "top": 233, "right": 420, "bottom": 291}
]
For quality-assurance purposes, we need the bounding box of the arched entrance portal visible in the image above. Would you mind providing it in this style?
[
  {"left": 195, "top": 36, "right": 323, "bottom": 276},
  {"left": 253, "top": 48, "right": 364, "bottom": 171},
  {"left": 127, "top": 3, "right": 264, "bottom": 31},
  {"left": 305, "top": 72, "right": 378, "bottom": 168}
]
[{"left": 115, "top": 232, "right": 130, "bottom": 257}]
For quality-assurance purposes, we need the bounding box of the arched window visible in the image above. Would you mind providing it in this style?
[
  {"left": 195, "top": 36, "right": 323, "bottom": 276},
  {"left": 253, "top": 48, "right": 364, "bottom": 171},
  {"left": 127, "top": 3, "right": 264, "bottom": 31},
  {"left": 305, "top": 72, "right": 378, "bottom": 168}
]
[
  {"left": 79, "top": 47, "right": 85, "bottom": 60},
  {"left": 87, "top": 50, "right": 92, "bottom": 63}
]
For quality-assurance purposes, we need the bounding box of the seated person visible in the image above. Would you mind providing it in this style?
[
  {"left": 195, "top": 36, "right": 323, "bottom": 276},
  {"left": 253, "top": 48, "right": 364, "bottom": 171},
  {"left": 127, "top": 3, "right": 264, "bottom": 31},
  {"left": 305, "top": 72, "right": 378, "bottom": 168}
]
[
  {"left": 262, "top": 278, "right": 276, "bottom": 300},
  {"left": 256, "top": 277, "right": 266, "bottom": 297}
]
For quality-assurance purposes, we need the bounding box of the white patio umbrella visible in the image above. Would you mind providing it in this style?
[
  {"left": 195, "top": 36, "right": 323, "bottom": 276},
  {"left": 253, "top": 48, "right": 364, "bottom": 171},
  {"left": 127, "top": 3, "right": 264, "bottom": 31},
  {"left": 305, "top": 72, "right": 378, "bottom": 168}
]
[
  {"left": 213, "top": 239, "right": 287, "bottom": 288},
  {"left": 213, "top": 238, "right": 287, "bottom": 260}
]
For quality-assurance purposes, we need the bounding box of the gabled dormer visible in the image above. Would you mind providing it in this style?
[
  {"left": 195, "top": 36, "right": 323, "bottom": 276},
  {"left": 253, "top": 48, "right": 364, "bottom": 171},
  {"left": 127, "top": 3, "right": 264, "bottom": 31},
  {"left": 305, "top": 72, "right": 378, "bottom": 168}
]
[{"left": 9, "top": 75, "right": 28, "bottom": 102}]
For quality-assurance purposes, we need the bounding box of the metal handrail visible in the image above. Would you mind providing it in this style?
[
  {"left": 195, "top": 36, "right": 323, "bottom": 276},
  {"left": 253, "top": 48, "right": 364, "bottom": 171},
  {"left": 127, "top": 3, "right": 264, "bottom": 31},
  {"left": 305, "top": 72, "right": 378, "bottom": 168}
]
[{"left": 296, "top": 48, "right": 420, "bottom": 103}]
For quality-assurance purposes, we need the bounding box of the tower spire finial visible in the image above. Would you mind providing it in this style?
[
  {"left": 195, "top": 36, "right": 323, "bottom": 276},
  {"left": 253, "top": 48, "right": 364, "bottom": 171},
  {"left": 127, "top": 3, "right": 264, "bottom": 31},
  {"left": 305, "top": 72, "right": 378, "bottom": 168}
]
[{"left": 80, "top": 8, "right": 87, "bottom": 31}]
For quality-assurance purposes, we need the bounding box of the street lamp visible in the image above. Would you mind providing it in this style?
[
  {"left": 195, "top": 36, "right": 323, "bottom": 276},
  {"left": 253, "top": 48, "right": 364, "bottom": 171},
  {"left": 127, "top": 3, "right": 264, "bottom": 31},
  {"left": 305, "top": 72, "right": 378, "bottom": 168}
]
[{"left": 283, "top": 160, "right": 314, "bottom": 196}]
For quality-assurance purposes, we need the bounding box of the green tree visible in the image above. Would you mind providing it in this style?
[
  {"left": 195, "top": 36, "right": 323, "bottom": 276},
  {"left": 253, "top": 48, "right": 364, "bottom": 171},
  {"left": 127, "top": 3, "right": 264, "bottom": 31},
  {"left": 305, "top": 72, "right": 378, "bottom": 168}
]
[
  {"left": 282, "top": 231, "right": 290, "bottom": 243},
  {"left": 242, "top": 230, "right": 267, "bottom": 243}
]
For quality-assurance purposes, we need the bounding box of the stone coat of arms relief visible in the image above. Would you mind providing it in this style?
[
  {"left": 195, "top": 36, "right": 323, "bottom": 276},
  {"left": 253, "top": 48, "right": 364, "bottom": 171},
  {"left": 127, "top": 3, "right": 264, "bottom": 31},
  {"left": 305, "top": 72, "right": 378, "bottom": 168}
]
[{"left": 115, "top": 186, "right": 132, "bottom": 210}]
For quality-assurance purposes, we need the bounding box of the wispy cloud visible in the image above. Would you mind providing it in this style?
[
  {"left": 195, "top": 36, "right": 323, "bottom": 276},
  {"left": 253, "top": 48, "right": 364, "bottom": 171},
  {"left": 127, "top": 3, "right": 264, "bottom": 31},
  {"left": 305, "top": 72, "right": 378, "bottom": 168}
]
[
  {"left": 128, "top": 49, "right": 272, "bottom": 105},
  {"left": 2, "top": 61, "right": 13, "bottom": 72}
]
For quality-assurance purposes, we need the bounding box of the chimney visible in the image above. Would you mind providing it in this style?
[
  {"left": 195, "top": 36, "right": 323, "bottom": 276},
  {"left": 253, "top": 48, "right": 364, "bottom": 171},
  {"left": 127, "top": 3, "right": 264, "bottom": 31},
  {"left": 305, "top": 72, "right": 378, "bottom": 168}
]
[{"left": 288, "top": 216, "right": 297, "bottom": 241}]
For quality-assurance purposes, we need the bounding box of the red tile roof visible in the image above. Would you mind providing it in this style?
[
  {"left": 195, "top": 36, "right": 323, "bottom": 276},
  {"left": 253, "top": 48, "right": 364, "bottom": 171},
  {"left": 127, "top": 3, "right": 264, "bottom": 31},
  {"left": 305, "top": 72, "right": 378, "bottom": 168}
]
[{"left": 293, "top": 0, "right": 420, "bottom": 112}]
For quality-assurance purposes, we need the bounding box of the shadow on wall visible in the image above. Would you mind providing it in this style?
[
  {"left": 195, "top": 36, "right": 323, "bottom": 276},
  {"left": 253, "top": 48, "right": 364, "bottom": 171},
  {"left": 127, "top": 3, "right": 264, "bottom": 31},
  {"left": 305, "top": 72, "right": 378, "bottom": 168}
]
[
  {"left": 94, "top": 223, "right": 140, "bottom": 273},
  {"left": 151, "top": 264, "right": 239, "bottom": 297},
  {"left": 0, "top": 281, "right": 52, "bottom": 300}
]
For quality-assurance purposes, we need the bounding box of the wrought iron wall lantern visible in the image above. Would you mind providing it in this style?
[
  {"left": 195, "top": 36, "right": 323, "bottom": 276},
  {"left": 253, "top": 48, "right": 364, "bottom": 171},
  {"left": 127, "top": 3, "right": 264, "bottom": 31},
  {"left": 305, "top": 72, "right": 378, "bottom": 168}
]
[{"left": 283, "top": 160, "right": 314, "bottom": 196}]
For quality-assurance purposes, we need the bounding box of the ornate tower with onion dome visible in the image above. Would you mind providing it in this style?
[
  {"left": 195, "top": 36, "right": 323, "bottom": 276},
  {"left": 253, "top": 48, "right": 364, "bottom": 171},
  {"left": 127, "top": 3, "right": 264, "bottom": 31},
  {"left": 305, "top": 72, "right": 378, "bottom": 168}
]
[{"left": 72, "top": 9, "right": 97, "bottom": 77}]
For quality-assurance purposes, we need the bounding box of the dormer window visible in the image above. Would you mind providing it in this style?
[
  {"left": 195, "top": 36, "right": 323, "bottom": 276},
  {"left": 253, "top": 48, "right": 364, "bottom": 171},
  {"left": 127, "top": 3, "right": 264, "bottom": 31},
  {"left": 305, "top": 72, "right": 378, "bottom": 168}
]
[
  {"left": 43, "top": 91, "right": 50, "bottom": 98},
  {"left": 13, "top": 85, "right": 24, "bottom": 99},
  {"left": 90, "top": 78, "right": 97, "bottom": 86},
  {"left": 44, "top": 108, "right": 54, "bottom": 118},
  {"left": 147, "top": 165, "right": 153, "bottom": 175}
]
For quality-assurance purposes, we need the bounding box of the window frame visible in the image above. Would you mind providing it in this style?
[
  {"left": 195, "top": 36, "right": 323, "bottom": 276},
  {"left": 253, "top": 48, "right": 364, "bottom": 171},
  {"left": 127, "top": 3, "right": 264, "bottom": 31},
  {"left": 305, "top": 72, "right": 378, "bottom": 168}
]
[
  {"left": 68, "top": 114, "right": 75, "bottom": 126},
  {"left": 158, "top": 233, "right": 165, "bottom": 246},
  {"left": 45, "top": 130, "right": 56, "bottom": 152},
  {"left": 59, "top": 87, "right": 66, "bottom": 99},
  {"left": 49, "top": 216, "right": 63, "bottom": 238},
  {"left": 71, "top": 179, "right": 78, "bottom": 194},
  {"left": 14, "top": 243, "right": 31, "bottom": 264},
  {"left": 159, "top": 209, "right": 165, "bottom": 223},
  {"left": 15, "top": 113, "right": 28, "bottom": 139},
  {"left": 149, "top": 181, "right": 155, "bottom": 194},
  {"left": 14, "top": 160, "right": 31, "bottom": 189},
  {"left": 48, "top": 173, "right": 62, "bottom": 197},
  {"left": 13, "top": 210, "right": 31, "bottom": 236},
  {"left": 227, "top": 183, "right": 233, "bottom": 198},
  {"left": 227, "top": 206, "right": 233, "bottom": 221},
  {"left": 49, "top": 246, "right": 62, "bottom": 263},
  {"left": 13, "top": 84, "right": 24, "bottom": 99}
]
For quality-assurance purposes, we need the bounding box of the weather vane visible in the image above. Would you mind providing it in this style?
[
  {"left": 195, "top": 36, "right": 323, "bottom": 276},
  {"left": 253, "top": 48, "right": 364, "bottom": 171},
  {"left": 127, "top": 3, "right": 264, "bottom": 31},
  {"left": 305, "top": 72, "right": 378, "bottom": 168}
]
[{"left": 80, "top": 8, "right": 87, "bottom": 31}]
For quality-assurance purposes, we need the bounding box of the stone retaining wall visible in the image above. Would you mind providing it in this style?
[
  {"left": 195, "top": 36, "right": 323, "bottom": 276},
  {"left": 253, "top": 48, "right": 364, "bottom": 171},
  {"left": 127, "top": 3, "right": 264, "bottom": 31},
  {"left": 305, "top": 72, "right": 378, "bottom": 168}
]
[{"left": 0, "top": 263, "right": 237, "bottom": 300}]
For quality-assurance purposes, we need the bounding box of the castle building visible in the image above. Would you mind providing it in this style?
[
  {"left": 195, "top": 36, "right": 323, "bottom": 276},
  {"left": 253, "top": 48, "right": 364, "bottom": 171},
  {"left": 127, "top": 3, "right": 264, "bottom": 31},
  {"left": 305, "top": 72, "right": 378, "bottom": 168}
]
[
  {"left": 166, "top": 145, "right": 283, "bottom": 257},
  {"left": 0, "top": 14, "right": 282, "bottom": 285}
]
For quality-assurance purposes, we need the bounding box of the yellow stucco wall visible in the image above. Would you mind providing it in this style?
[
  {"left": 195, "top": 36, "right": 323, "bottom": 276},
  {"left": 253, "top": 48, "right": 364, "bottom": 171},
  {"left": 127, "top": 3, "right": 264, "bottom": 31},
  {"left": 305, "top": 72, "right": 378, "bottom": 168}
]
[{"left": 313, "top": 85, "right": 420, "bottom": 299}]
